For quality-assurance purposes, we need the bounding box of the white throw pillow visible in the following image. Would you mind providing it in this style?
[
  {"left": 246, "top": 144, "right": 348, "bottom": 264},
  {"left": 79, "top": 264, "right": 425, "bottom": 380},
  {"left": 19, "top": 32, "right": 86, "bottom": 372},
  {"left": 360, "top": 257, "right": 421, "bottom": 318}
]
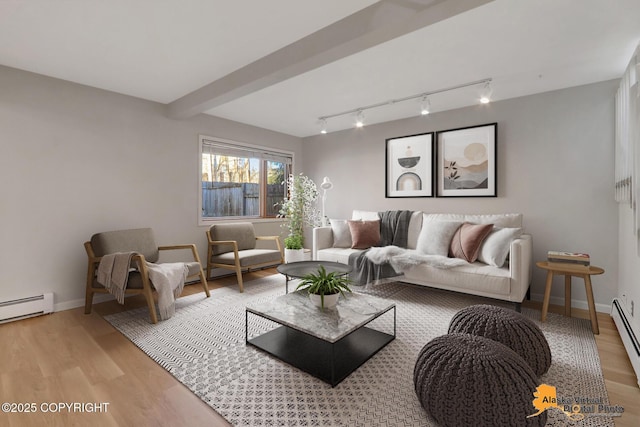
[
  {"left": 416, "top": 220, "right": 463, "bottom": 256},
  {"left": 330, "top": 219, "right": 352, "bottom": 248},
  {"left": 477, "top": 227, "right": 523, "bottom": 267}
]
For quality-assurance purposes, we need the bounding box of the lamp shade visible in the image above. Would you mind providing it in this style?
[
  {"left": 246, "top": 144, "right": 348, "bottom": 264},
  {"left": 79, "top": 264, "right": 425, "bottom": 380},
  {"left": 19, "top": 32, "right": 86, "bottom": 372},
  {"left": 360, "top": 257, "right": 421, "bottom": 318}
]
[
  {"left": 320, "top": 177, "right": 333, "bottom": 227},
  {"left": 320, "top": 177, "right": 333, "bottom": 190}
]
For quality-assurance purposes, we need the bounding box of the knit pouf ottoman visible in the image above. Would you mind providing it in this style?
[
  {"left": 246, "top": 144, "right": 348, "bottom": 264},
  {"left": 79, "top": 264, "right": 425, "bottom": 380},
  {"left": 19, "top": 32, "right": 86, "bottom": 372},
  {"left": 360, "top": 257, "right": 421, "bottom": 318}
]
[
  {"left": 413, "top": 334, "right": 546, "bottom": 427},
  {"left": 448, "top": 304, "right": 551, "bottom": 376}
]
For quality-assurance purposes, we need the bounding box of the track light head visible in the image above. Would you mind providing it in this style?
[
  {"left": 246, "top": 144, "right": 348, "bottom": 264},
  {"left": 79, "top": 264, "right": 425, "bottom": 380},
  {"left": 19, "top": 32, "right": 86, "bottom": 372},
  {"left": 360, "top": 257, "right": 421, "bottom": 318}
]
[
  {"left": 319, "top": 118, "right": 328, "bottom": 134},
  {"left": 420, "top": 96, "right": 430, "bottom": 115},
  {"left": 480, "top": 81, "right": 492, "bottom": 104},
  {"left": 355, "top": 110, "right": 365, "bottom": 128}
]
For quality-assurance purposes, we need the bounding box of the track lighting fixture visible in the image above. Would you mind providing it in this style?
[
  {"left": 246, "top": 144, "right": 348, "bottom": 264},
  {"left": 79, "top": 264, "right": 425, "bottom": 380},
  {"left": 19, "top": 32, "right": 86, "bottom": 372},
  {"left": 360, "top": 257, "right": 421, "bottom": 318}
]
[{"left": 317, "top": 78, "right": 492, "bottom": 134}]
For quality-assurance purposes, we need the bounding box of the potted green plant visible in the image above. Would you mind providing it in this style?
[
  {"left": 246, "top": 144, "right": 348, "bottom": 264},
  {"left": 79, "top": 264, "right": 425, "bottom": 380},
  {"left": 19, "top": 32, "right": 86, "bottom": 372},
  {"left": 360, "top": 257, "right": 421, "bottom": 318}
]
[
  {"left": 283, "top": 234, "right": 303, "bottom": 251},
  {"left": 279, "top": 173, "right": 321, "bottom": 262},
  {"left": 295, "top": 265, "right": 352, "bottom": 309}
]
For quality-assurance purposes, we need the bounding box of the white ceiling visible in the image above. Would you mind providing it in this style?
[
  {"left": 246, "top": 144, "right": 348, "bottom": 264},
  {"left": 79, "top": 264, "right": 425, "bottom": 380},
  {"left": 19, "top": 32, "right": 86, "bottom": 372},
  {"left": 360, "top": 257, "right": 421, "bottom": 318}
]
[{"left": 1, "top": 0, "right": 638, "bottom": 137}]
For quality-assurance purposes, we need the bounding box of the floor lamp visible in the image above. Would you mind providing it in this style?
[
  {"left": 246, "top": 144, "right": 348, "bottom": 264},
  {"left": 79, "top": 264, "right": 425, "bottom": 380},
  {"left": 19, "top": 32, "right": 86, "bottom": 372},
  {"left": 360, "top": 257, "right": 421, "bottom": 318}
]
[{"left": 320, "top": 177, "right": 333, "bottom": 226}]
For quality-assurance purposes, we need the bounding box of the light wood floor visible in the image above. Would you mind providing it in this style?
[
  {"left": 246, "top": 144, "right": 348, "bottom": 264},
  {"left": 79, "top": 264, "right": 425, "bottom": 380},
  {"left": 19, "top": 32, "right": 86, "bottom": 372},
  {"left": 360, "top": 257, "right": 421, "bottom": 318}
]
[
  {"left": 0, "top": 269, "right": 638, "bottom": 426},
  {"left": 523, "top": 300, "right": 640, "bottom": 426}
]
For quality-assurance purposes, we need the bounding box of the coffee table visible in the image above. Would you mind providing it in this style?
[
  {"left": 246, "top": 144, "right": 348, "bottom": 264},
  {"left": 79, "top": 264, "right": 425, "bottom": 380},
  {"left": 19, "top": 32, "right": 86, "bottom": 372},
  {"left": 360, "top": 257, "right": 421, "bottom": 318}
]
[
  {"left": 276, "top": 260, "right": 353, "bottom": 293},
  {"left": 245, "top": 290, "right": 395, "bottom": 387}
]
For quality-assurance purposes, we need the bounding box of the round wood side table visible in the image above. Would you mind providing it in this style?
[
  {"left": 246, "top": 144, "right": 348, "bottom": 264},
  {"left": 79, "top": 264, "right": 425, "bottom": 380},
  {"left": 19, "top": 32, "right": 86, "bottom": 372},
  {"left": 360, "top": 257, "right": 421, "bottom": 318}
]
[{"left": 536, "top": 261, "right": 604, "bottom": 334}]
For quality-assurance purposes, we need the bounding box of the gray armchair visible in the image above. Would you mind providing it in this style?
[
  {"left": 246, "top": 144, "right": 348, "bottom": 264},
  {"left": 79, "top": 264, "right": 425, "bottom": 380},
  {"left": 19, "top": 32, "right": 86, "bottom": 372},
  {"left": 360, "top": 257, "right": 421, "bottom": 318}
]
[
  {"left": 206, "top": 222, "right": 283, "bottom": 292},
  {"left": 84, "top": 228, "right": 210, "bottom": 323}
]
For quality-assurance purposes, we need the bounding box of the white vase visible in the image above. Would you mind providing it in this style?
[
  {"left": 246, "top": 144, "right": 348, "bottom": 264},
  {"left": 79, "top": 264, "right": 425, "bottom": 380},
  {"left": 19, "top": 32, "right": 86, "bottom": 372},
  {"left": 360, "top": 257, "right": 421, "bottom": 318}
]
[
  {"left": 284, "top": 248, "right": 305, "bottom": 263},
  {"left": 309, "top": 293, "right": 339, "bottom": 309}
]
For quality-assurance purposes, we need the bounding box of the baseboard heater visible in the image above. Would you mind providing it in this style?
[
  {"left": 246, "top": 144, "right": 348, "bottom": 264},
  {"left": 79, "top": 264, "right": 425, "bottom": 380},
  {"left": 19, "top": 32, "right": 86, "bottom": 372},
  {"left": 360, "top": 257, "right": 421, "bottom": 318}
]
[
  {"left": 611, "top": 298, "right": 640, "bottom": 387},
  {"left": 0, "top": 293, "right": 54, "bottom": 324}
]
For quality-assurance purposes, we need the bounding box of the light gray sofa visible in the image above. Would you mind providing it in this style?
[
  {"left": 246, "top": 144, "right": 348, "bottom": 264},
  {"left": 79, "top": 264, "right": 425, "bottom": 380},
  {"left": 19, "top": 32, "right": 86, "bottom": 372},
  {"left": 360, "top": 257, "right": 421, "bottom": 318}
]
[{"left": 313, "top": 211, "right": 532, "bottom": 310}]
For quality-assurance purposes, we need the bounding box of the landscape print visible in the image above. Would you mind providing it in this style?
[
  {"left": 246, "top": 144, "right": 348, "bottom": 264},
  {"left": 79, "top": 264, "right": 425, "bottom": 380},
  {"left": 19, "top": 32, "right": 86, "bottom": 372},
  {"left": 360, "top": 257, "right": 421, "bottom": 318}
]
[
  {"left": 437, "top": 123, "right": 497, "bottom": 197},
  {"left": 443, "top": 142, "right": 488, "bottom": 189}
]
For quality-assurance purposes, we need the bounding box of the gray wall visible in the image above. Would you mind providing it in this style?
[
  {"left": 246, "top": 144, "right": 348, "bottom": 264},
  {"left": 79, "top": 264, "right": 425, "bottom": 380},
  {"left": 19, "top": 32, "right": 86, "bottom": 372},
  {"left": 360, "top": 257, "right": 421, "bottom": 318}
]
[
  {"left": 0, "top": 63, "right": 620, "bottom": 314},
  {"left": 0, "top": 65, "right": 301, "bottom": 310},
  {"left": 302, "top": 80, "right": 619, "bottom": 311}
]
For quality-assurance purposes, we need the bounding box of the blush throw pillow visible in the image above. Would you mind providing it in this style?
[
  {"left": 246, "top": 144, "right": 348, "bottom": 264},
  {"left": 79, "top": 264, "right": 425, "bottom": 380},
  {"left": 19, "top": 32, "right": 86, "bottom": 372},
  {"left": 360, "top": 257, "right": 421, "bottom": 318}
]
[
  {"left": 449, "top": 222, "right": 494, "bottom": 262},
  {"left": 348, "top": 220, "right": 381, "bottom": 249},
  {"left": 330, "top": 219, "right": 352, "bottom": 248},
  {"left": 416, "top": 220, "right": 463, "bottom": 256},
  {"left": 477, "top": 227, "right": 523, "bottom": 267}
]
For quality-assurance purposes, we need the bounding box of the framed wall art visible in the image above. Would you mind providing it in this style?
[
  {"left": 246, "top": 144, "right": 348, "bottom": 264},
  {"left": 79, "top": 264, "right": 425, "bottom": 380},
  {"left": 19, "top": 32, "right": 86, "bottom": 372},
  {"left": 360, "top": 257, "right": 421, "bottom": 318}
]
[
  {"left": 385, "top": 132, "right": 433, "bottom": 198},
  {"left": 436, "top": 123, "right": 497, "bottom": 197}
]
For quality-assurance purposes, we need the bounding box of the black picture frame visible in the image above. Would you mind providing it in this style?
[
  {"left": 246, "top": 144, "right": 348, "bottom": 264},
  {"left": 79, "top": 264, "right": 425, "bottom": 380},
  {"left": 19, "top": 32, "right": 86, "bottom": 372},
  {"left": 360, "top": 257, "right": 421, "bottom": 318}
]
[
  {"left": 435, "top": 123, "right": 497, "bottom": 197},
  {"left": 385, "top": 132, "right": 434, "bottom": 198}
]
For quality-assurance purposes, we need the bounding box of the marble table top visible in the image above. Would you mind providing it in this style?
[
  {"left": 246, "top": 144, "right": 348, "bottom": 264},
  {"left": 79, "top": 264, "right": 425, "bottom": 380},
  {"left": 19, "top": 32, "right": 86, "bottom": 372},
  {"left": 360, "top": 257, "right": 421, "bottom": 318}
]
[{"left": 246, "top": 291, "right": 395, "bottom": 343}]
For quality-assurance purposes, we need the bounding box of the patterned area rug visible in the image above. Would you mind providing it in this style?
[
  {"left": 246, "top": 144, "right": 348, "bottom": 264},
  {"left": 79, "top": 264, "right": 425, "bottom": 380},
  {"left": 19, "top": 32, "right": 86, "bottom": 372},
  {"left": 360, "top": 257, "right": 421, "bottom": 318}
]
[{"left": 105, "top": 275, "right": 612, "bottom": 426}]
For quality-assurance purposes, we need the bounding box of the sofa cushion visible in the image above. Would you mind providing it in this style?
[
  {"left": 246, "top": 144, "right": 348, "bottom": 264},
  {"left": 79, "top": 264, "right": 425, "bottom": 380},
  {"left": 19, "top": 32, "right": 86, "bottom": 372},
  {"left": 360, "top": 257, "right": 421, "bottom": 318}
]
[
  {"left": 211, "top": 249, "right": 282, "bottom": 267},
  {"left": 423, "top": 213, "right": 522, "bottom": 228},
  {"left": 464, "top": 213, "right": 522, "bottom": 228},
  {"left": 348, "top": 220, "right": 380, "bottom": 249},
  {"left": 449, "top": 222, "right": 494, "bottom": 262},
  {"left": 316, "top": 247, "right": 365, "bottom": 264},
  {"left": 404, "top": 262, "right": 511, "bottom": 296},
  {"left": 330, "top": 219, "right": 352, "bottom": 248},
  {"left": 352, "top": 210, "right": 379, "bottom": 221},
  {"left": 478, "top": 227, "right": 523, "bottom": 267},
  {"left": 416, "top": 220, "right": 463, "bottom": 256}
]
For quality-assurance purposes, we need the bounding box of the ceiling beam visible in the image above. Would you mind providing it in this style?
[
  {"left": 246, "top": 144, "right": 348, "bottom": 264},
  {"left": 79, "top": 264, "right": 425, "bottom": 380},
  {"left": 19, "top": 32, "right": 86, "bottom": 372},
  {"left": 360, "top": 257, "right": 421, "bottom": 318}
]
[{"left": 167, "top": 0, "right": 493, "bottom": 119}]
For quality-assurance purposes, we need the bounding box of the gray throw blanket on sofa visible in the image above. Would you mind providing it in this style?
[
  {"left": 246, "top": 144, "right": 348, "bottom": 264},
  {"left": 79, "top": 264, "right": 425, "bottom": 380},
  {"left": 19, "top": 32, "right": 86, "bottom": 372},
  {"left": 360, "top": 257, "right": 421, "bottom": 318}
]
[{"left": 348, "top": 210, "right": 413, "bottom": 285}]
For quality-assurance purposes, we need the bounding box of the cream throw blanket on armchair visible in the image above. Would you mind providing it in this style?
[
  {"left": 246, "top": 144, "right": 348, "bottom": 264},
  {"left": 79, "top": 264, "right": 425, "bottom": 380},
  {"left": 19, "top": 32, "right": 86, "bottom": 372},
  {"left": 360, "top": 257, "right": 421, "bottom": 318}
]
[
  {"left": 97, "top": 252, "right": 136, "bottom": 304},
  {"left": 145, "top": 262, "right": 188, "bottom": 321}
]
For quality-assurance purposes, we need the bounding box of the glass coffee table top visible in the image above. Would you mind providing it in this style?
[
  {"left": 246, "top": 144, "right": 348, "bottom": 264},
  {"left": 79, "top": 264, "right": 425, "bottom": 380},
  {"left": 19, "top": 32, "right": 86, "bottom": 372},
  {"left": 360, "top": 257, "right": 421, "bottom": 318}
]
[
  {"left": 277, "top": 260, "right": 352, "bottom": 277},
  {"left": 276, "top": 261, "right": 353, "bottom": 293}
]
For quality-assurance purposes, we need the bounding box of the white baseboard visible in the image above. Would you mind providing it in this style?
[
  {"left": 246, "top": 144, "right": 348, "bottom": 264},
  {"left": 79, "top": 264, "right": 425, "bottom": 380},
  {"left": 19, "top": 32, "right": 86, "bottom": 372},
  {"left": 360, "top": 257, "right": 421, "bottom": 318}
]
[
  {"left": 53, "top": 274, "right": 213, "bottom": 314},
  {"left": 611, "top": 299, "right": 640, "bottom": 387},
  {"left": 56, "top": 280, "right": 205, "bottom": 313},
  {"left": 54, "top": 293, "right": 115, "bottom": 312},
  {"left": 530, "top": 292, "right": 611, "bottom": 314}
]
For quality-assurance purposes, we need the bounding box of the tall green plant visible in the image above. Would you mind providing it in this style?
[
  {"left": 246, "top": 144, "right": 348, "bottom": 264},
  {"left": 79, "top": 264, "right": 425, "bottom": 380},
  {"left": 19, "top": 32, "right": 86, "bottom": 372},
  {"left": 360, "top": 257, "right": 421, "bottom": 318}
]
[{"left": 279, "top": 173, "right": 321, "bottom": 248}]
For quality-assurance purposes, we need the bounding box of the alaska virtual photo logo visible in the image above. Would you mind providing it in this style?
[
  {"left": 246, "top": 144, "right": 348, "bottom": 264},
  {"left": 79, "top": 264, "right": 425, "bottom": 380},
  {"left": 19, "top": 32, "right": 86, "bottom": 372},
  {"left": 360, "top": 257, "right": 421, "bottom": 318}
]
[{"left": 528, "top": 384, "right": 624, "bottom": 421}]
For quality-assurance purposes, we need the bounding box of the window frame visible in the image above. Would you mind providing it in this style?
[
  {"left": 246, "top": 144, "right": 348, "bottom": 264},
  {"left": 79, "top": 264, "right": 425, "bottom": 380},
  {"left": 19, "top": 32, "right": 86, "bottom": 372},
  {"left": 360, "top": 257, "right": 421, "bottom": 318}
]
[{"left": 198, "top": 135, "right": 293, "bottom": 225}]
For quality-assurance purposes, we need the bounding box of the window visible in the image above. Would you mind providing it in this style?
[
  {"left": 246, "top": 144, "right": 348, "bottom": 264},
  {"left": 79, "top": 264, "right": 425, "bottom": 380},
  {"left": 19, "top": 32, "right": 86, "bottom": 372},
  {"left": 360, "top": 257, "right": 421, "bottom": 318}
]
[{"left": 199, "top": 136, "right": 292, "bottom": 222}]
